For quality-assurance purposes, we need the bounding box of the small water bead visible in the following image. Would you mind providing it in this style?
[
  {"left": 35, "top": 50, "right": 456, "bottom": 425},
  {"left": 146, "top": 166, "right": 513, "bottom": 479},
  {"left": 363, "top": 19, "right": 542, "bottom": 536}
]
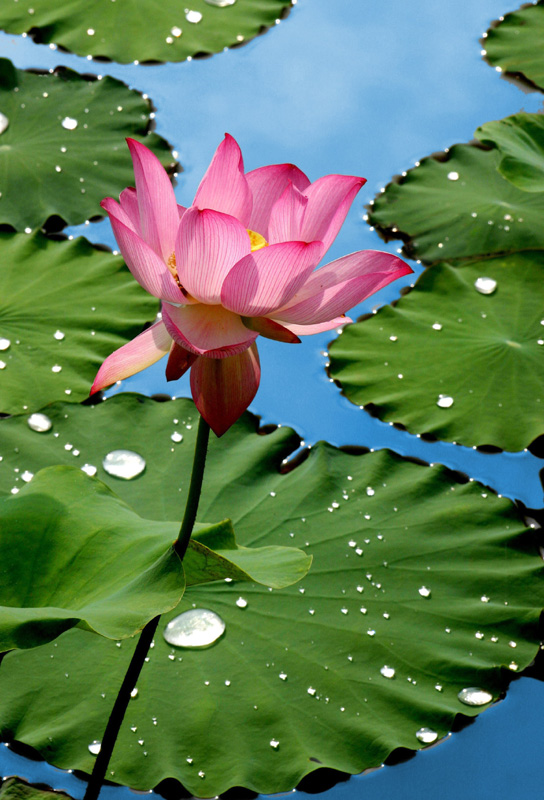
[
  {"left": 61, "top": 117, "right": 78, "bottom": 130},
  {"left": 204, "top": 0, "right": 237, "bottom": 5},
  {"left": 236, "top": 597, "right": 248, "bottom": 609},
  {"left": 88, "top": 740, "right": 101, "bottom": 755},
  {"left": 0, "top": 338, "right": 10, "bottom": 351},
  {"left": 437, "top": 395, "right": 454, "bottom": 408},
  {"left": 103, "top": 450, "right": 146, "bottom": 480},
  {"left": 0, "top": 112, "right": 9, "bottom": 135},
  {"left": 185, "top": 9, "right": 203, "bottom": 22},
  {"left": 51, "top": 365, "right": 62, "bottom": 373},
  {"left": 457, "top": 687, "right": 493, "bottom": 706},
  {"left": 21, "top": 471, "right": 33, "bottom": 483},
  {"left": 279, "top": 672, "right": 287, "bottom": 681},
  {"left": 307, "top": 687, "right": 316, "bottom": 696},
  {"left": 171, "top": 432, "right": 183, "bottom": 443},
  {"left": 27, "top": 412, "right": 52, "bottom": 432},
  {"left": 447, "top": 171, "right": 459, "bottom": 181},
  {"left": 474, "top": 276, "right": 497, "bottom": 295},
  {"left": 380, "top": 665, "right": 395, "bottom": 679},
  {"left": 366, "top": 487, "right": 375, "bottom": 496},
  {"left": 81, "top": 464, "right": 97, "bottom": 477},
  {"left": 130, "top": 688, "right": 138, "bottom": 698},
  {"left": 198, "top": 771, "right": 205, "bottom": 779},
  {"left": 416, "top": 728, "right": 438, "bottom": 744},
  {"left": 269, "top": 739, "right": 280, "bottom": 749},
  {"left": 53, "top": 330, "right": 65, "bottom": 340},
  {"left": 163, "top": 608, "right": 226, "bottom": 648},
  {"left": 475, "top": 631, "right": 484, "bottom": 640},
  {"left": 418, "top": 586, "right": 431, "bottom": 597},
  {"left": 171, "top": 26, "right": 183, "bottom": 36},
  {"left": 481, "top": 595, "right": 490, "bottom": 603},
  {"left": 432, "top": 322, "right": 442, "bottom": 331},
  {"left": 367, "top": 629, "right": 376, "bottom": 637}
]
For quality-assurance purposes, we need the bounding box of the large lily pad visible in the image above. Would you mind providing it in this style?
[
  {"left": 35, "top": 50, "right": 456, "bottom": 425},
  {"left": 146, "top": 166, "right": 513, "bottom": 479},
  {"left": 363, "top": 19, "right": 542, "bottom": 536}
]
[
  {"left": 0, "top": 465, "right": 309, "bottom": 652},
  {"left": 475, "top": 112, "right": 544, "bottom": 193},
  {"left": 0, "top": 1, "right": 293, "bottom": 65},
  {"left": 483, "top": 2, "right": 544, "bottom": 92},
  {"left": 0, "top": 396, "right": 542, "bottom": 797},
  {"left": 368, "top": 141, "right": 544, "bottom": 265},
  {"left": 0, "top": 59, "right": 176, "bottom": 231},
  {"left": 328, "top": 252, "right": 544, "bottom": 453},
  {"left": 0, "top": 231, "right": 157, "bottom": 415}
]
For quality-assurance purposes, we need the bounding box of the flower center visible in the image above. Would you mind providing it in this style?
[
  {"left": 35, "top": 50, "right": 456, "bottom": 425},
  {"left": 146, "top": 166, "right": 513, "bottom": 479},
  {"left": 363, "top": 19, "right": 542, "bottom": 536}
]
[
  {"left": 167, "top": 251, "right": 184, "bottom": 290},
  {"left": 247, "top": 229, "right": 268, "bottom": 252}
]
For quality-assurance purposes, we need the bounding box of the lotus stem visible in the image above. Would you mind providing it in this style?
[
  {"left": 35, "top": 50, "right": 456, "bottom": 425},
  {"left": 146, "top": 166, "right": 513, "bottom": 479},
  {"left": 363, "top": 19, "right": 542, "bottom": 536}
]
[{"left": 83, "top": 414, "right": 210, "bottom": 800}]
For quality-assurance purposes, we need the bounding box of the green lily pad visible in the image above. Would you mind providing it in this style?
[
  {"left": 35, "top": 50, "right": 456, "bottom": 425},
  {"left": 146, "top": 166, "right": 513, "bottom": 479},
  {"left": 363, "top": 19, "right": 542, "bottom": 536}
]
[
  {"left": 0, "top": 231, "right": 157, "bottom": 415},
  {"left": 0, "top": 1, "right": 293, "bottom": 65},
  {"left": 0, "top": 464, "right": 309, "bottom": 652},
  {"left": 0, "top": 396, "right": 542, "bottom": 796},
  {"left": 0, "top": 394, "right": 301, "bottom": 512},
  {"left": 368, "top": 141, "right": 544, "bottom": 265},
  {"left": 0, "top": 778, "right": 70, "bottom": 800},
  {"left": 483, "top": 2, "right": 544, "bottom": 92},
  {"left": 0, "top": 465, "right": 186, "bottom": 650},
  {"left": 475, "top": 112, "right": 544, "bottom": 193},
  {"left": 328, "top": 252, "right": 544, "bottom": 452},
  {"left": 0, "top": 59, "right": 176, "bottom": 231}
]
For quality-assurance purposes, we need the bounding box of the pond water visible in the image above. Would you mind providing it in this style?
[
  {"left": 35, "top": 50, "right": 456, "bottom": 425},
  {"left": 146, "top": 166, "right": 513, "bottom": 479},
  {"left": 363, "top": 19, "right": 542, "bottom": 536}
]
[{"left": 1, "top": 0, "right": 543, "bottom": 797}]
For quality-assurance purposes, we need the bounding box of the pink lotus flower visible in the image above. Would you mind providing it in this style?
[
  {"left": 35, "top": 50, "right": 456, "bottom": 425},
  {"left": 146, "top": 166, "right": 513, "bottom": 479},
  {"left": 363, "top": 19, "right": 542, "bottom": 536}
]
[{"left": 92, "top": 135, "right": 412, "bottom": 436}]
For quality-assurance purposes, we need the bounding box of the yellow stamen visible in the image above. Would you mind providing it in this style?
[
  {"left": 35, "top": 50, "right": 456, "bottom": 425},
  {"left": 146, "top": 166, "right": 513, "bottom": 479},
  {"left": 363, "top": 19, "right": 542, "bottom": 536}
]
[
  {"left": 167, "top": 251, "right": 177, "bottom": 278},
  {"left": 247, "top": 229, "right": 268, "bottom": 252}
]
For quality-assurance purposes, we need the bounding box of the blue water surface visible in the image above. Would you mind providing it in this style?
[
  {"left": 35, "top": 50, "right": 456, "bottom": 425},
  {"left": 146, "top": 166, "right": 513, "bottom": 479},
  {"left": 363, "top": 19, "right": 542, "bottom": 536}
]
[{"left": 1, "top": 0, "right": 543, "bottom": 797}]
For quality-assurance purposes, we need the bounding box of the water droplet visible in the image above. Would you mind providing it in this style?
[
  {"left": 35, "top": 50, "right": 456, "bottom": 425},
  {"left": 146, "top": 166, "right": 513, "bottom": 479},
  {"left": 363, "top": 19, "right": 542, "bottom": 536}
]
[
  {"left": 307, "top": 686, "right": 316, "bottom": 696},
  {"left": 279, "top": 672, "right": 287, "bottom": 681},
  {"left": 0, "top": 338, "right": 10, "bottom": 351},
  {"left": 418, "top": 586, "right": 431, "bottom": 597},
  {"left": 53, "top": 330, "right": 65, "bottom": 340},
  {"left": 475, "top": 631, "right": 484, "bottom": 640},
  {"left": 88, "top": 740, "right": 101, "bottom": 755},
  {"left": 0, "top": 113, "right": 9, "bottom": 135},
  {"left": 447, "top": 171, "right": 459, "bottom": 181},
  {"left": 380, "top": 665, "right": 395, "bottom": 679},
  {"left": 432, "top": 322, "right": 442, "bottom": 331},
  {"left": 416, "top": 727, "right": 438, "bottom": 744},
  {"left": 198, "top": 771, "right": 205, "bottom": 779},
  {"left": 171, "top": 432, "right": 183, "bottom": 443},
  {"left": 437, "top": 394, "right": 454, "bottom": 408},
  {"left": 366, "top": 487, "right": 375, "bottom": 496},
  {"left": 81, "top": 464, "right": 97, "bottom": 477},
  {"left": 87, "top": 27, "right": 95, "bottom": 35},
  {"left": 61, "top": 117, "right": 78, "bottom": 130},
  {"left": 474, "top": 276, "right": 497, "bottom": 295},
  {"left": 480, "top": 595, "right": 490, "bottom": 603},
  {"left": 269, "top": 738, "right": 280, "bottom": 749},
  {"left": 457, "top": 687, "right": 493, "bottom": 706},
  {"left": 130, "top": 688, "right": 138, "bottom": 698},
  {"left": 27, "top": 413, "right": 52, "bottom": 432},
  {"left": 171, "top": 26, "right": 183, "bottom": 36},
  {"left": 235, "top": 597, "right": 248, "bottom": 609},
  {"left": 103, "top": 450, "right": 146, "bottom": 480},
  {"left": 21, "top": 470, "right": 33, "bottom": 483},
  {"left": 367, "top": 629, "right": 376, "bottom": 637},
  {"left": 185, "top": 9, "right": 203, "bottom": 22},
  {"left": 51, "top": 364, "right": 62, "bottom": 373},
  {"left": 163, "top": 608, "right": 226, "bottom": 648},
  {"left": 204, "top": 0, "right": 237, "bottom": 5}
]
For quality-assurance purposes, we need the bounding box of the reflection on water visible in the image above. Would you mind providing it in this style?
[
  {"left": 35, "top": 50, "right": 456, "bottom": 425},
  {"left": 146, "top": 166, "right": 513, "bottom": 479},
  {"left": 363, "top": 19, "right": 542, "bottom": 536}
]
[{"left": 1, "top": 0, "right": 543, "bottom": 796}]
